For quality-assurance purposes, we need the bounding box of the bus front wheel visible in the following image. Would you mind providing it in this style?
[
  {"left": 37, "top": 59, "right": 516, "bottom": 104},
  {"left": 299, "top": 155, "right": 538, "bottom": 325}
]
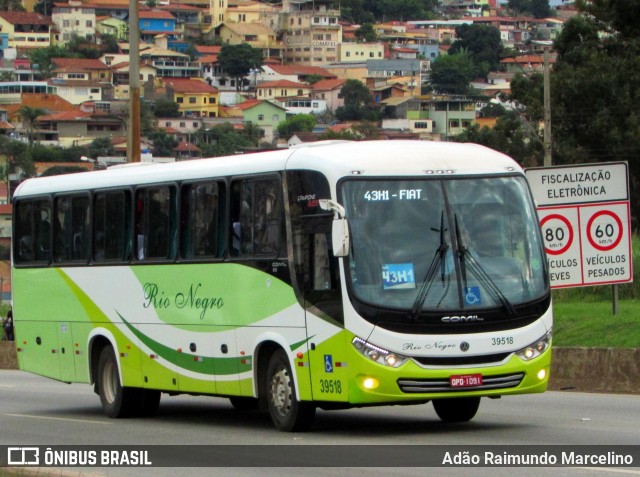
[
  {"left": 433, "top": 397, "right": 480, "bottom": 423},
  {"left": 266, "top": 350, "right": 315, "bottom": 432},
  {"left": 97, "top": 346, "right": 141, "bottom": 418}
]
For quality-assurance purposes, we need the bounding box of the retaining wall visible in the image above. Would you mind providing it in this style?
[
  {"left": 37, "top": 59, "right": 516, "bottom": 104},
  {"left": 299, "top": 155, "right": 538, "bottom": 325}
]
[{"left": 0, "top": 342, "right": 637, "bottom": 394}]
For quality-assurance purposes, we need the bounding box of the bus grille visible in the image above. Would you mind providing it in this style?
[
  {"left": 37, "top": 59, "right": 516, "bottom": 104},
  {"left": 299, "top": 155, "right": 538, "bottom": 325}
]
[
  {"left": 412, "top": 352, "right": 511, "bottom": 367},
  {"left": 397, "top": 373, "right": 524, "bottom": 393}
]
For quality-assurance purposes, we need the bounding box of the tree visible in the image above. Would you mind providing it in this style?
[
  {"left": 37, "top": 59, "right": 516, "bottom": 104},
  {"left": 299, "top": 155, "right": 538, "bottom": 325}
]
[
  {"left": 508, "top": 0, "right": 550, "bottom": 18},
  {"left": 429, "top": 53, "right": 475, "bottom": 95},
  {"left": 196, "top": 123, "right": 258, "bottom": 156},
  {"left": 454, "top": 112, "right": 542, "bottom": 167},
  {"left": 18, "top": 106, "right": 46, "bottom": 147},
  {"left": 33, "top": 0, "right": 52, "bottom": 14},
  {"left": 277, "top": 114, "right": 316, "bottom": 139},
  {"left": 0, "top": 137, "right": 34, "bottom": 184},
  {"left": 504, "top": 2, "right": 640, "bottom": 220},
  {"left": 28, "top": 45, "right": 78, "bottom": 79},
  {"left": 149, "top": 130, "right": 178, "bottom": 157},
  {"left": 87, "top": 137, "right": 115, "bottom": 160},
  {"left": 355, "top": 23, "right": 377, "bottom": 43},
  {"left": 217, "top": 44, "right": 263, "bottom": 92},
  {"left": 153, "top": 99, "right": 181, "bottom": 118},
  {"left": 449, "top": 24, "right": 503, "bottom": 79}
]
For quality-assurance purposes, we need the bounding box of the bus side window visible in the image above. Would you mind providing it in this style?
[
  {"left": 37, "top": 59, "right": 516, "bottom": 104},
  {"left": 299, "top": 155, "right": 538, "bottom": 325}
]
[
  {"left": 94, "top": 190, "right": 131, "bottom": 262},
  {"left": 14, "top": 199, "right": 52, "bottom": 264},
  {"left": 54, "top": 195, "right": 90, "bottom": 263},
  {"left": 230, "top": 176, "right": 282, "bottom": 258},
  {"left": 180, "top": 181, "right": 225, "bottom": 259},
  {"left": 135, "top": 186, "right": 177, "bottom": 261}
]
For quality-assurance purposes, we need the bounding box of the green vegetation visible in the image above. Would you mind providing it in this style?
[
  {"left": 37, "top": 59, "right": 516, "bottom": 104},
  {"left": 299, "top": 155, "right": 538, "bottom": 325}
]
[{"left": 552, "top": 235, "right": 640, "bottom": 348}]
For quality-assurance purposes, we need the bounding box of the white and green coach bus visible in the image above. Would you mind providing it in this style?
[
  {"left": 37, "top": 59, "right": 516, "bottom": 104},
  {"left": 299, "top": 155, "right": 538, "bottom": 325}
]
[{"left": 11, "top": 140, "right": 552, "bottom": 431}]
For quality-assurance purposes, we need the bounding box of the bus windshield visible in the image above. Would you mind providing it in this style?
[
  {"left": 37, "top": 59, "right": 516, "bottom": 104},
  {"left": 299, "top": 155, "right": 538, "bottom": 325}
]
[{"left": 341, "top": 176, "right": 548, "bottom": 314}]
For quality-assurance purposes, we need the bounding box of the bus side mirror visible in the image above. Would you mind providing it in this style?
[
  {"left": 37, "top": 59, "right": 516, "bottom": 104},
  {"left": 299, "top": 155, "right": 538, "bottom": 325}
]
[
  {"left": 332, "top": 217, "right": 349, "bottom": 257},
  {"left": 319, "top": 199, "right": 350, "bottom": 257}
]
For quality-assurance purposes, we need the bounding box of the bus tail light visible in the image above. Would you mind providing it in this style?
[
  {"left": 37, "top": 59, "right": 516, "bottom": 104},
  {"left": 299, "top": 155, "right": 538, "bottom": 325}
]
[
  {"left": 352, "top": 337, "right": 409, "bottom": 368},
  {"left": 515, "top": 329, "right": 552, "bottom": 362}
]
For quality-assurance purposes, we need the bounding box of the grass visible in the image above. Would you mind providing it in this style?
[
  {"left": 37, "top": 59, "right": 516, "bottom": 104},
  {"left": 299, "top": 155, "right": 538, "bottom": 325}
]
[
  {"left": 552, "top": 299, "right": 639, "bottom": 347},
  {"left": 551, "top": 234, "right": 640, "bottom": 348}
]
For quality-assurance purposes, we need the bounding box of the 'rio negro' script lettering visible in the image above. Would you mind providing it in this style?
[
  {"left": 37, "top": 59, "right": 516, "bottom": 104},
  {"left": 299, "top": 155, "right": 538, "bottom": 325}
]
[{"left": 143, "top": 282, "right": 224, "bottom": 320}]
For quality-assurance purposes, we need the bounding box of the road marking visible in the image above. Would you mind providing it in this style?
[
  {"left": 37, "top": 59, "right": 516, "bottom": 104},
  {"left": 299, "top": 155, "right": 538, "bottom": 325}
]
[
  {"left": 0, "top": 384, "right": 16, "bottom": 387},
  {"left": 5, "top": 413, "right": 112, "bottom": 425}
]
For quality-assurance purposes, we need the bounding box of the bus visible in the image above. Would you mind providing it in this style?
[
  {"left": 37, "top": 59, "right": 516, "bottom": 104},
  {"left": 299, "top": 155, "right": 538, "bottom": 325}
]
[{"left": 11, "top": 140, "right": 552, "bottom": 432}]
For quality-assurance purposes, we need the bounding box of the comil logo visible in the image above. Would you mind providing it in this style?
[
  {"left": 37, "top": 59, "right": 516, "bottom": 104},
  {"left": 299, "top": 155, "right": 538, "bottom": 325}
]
[{"left": 8, "top": 447, "right": 40, "bottom": 465}]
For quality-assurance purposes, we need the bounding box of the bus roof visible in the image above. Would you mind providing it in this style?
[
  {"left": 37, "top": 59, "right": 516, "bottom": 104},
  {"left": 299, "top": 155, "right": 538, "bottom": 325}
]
[{"left": 14, "top": 140, "right": 521, "bottom": 198}]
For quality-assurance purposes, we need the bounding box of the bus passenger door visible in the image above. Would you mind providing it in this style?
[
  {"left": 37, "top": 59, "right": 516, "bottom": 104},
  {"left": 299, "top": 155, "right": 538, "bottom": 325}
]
[{"left": 296, "top": 230, "right": 347, "bottom": 404}]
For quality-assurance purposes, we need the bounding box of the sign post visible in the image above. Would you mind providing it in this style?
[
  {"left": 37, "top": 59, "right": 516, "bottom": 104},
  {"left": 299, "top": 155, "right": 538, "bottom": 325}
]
[{"left": 525, "top": 163, "right": 633, "bottom": 313}]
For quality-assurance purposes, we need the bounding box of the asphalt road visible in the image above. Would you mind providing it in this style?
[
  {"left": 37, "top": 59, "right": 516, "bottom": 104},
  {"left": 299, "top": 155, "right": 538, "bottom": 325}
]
[{"left": 0, "top": 370, "right": 639, "bottom": 476}]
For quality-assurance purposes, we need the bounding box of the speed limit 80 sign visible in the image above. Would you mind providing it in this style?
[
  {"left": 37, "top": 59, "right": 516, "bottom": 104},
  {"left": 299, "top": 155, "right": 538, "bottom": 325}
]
[{"left": 526, "top": 163, "right": 632, "bottom": 288}]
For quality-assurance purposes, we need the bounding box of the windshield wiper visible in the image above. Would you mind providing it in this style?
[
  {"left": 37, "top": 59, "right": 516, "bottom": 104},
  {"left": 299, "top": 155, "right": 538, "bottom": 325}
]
[
  {"left": 454, "top": 214, "right": 516, "bottom": 316},
  {"left": 411, "top": 212, "right": 448, "bottom": 317}
]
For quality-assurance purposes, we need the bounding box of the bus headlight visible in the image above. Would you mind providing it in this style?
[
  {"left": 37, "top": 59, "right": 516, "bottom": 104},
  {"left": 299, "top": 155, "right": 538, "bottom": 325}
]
[
  {"left": 352, "top": 337, "right": 409, "bottom": 368},
  {"left": 515, "top": 329, "right": 552, "bottom": 362}
]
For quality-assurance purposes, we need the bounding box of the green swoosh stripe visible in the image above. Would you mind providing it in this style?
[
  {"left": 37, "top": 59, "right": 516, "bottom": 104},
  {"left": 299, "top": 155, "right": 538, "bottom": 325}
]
[{"left": 117, "top": 312, "right": 250, "bottom": 375}]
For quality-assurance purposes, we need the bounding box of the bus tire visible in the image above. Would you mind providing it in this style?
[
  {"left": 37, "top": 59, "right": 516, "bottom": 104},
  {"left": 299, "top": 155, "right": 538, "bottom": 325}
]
[
  {"left": 97, "top": 346, "right": 139, "bottom": 418},
  {"left": 433, "top": 397, "right": 480, "bottom": 423},
  {"left": 266, "top": 350, "right": 315, "bottom": 432},
  {"left": 229, "top": 396, "right": 259, "bottom": 411}
]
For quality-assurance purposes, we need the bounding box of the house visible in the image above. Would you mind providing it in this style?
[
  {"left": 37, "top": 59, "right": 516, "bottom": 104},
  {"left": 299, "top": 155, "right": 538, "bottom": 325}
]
[
  {"left": 261, "top": 64, "right": 336, "bottom": 84},
  {"left": 52, "top": 58, "right": 113, "bottom": 84},
  {"left": 0, "top": 12, "right": 53, "bottom": 53},
  {"left": 51, "top": 1, "right": 97, "bottom": 45},
  {"left": 406, "top": 95, "right": 477, "bottom": 139},
  {"left": 339, "top": 42, "right": 384, "bottom": 62},
  {"left": 281, "top": 97, "right": 327, "bottom": 116},
  {"left": 161, "top": 78, "right": 220, "bottom": 118},
  {"left": 310, "top": 78, "right": 345, "bottom": 112},
  {"left": 95, "top": 15, "right": 128, "bottom": 41},
  {"left": 232, "top": 99, "right": 286, "bottom": 144},
  {"left": 215, "top": 22, "right": 284, "bottom": 62},
  {"left": 156, "top": 116, "right": 204, "bottom": 144},
  {"left": 47, "top": 78, "right": 110, "bottom": 105},
  {"left": 138, "top": 10, "right": 179, "bottom": 45},
  {"left": 35, "top": 109, "right": 127, "bottom": 147},
  {"left": 111, "top": 61, "right": 158, "bottom": 99},
  {"left": 256, "top": 80, "right": 312, "bottom": 101},
  {"left": 174, "top": 141, "right": 201, "bottom": 160}
]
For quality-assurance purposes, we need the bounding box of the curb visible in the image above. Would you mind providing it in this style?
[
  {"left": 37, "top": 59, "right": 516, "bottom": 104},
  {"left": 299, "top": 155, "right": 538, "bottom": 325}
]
[{"left": 1, "top": 342, "right": 638, "bottom": 394}]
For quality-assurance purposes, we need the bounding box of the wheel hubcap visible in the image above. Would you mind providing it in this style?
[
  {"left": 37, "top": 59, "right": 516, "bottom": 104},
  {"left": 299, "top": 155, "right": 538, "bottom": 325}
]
[
  {"left": 102, "top": 360, "right": 117, "bottom": 404},
  {"left": 270, "top": 367, "right": 291, "bottom": 417}
]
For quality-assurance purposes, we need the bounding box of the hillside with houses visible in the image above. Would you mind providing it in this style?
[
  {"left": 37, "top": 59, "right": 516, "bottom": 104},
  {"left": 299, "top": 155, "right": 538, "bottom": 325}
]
[{"left": 0, "top": 0, "right": 579, "bottom": 299}]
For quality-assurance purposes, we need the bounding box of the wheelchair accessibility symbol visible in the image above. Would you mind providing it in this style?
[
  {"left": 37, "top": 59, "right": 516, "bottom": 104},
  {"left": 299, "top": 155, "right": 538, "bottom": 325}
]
[
  {"left": 464, "top": 286, "right": 481, "bottom": 305},
  {"left": 324, "top": 355, "right": 333, "bottom": 373}
]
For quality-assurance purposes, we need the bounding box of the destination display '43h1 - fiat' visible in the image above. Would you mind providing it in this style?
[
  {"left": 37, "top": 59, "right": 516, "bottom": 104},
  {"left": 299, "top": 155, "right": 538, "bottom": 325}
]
[{"left": 11, "top": 140, "right": 552, "bottom": 431}]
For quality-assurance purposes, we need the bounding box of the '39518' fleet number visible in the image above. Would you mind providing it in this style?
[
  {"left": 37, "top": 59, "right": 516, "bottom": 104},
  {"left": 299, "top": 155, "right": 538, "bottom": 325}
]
[{"left": 319, "top": 379, "right": 342, "bottom": 394}]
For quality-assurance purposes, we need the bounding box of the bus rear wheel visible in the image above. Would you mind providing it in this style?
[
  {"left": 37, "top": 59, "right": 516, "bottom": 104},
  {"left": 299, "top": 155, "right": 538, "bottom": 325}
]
[
  {"left": 433, "top": 397, "right": 480, "bottom": 423},
  {"left": 266, "top": 350, "right": 315, "bottom": 432},
  {"left": 96, "top": 346, "right": 144, "bottom": 418}
]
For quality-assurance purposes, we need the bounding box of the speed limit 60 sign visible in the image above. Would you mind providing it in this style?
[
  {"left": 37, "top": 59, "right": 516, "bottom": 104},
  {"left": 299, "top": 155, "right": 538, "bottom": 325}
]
[{"left": 526, "top": 163, "right": 632, "bottom": 288}]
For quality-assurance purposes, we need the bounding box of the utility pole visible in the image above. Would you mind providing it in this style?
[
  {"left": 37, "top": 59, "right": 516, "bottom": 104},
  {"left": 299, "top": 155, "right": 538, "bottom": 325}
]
[
  {"left": 542, "top": 43, "right": 552, "bottom": 166},
  {"left": 128, "top": 0, "right": 141, "bottom": 163}
]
